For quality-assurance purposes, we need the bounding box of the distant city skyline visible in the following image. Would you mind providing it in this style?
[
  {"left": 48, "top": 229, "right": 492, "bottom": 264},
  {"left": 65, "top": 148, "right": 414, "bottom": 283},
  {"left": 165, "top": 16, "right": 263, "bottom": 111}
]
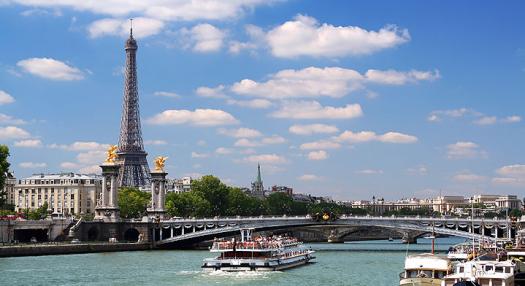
[{"left": 0, "top": 1, "right": 524, "bottom": 200}]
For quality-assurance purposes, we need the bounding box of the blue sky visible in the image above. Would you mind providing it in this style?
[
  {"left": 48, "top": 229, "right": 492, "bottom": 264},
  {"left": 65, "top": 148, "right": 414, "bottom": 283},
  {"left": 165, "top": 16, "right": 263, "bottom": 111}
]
[{"left": 0, "top": 0, "right": 524, "bottom": 200}]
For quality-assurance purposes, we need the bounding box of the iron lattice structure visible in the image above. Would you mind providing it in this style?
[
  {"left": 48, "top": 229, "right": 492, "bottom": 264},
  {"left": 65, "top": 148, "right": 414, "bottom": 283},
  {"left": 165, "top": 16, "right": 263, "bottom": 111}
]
[{"left": 116, "top": 29, "right": 151, "bottom": 188}]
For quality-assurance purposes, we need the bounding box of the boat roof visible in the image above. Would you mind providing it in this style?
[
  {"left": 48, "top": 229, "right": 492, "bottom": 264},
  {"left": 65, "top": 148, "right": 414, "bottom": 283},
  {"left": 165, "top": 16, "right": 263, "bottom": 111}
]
[{"left": 405, "top": 254, "right": 450, "bottom": 270}]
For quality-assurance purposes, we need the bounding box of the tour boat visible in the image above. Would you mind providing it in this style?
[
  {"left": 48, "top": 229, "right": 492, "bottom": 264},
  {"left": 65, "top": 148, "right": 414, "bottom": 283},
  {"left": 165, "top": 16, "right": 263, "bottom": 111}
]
[
  {"left": 202, "top": 228, "right": 315, "bottom": 272},
  {"left": 441, "top": 255, "right": 516, "bottom": 286},
  {"left": 399, "top": 253, "right": 452, "bottom": 286}
]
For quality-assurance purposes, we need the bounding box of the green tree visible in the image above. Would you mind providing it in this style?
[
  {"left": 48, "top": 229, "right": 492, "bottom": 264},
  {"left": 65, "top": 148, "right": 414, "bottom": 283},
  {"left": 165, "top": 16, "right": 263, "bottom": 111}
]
[
  {"left": 27, "top": 202, "right": 48, "bottom": 220},
  {"left": 0, "top": 145, "right": 11, "bottom": 209},
  {"left": 118, "top": 187, "right": 150, "bottom": 218},
  {"left": 165, "top": 191, "right": 211, "bottom": 218},
  {"left": 265, "top": 192, "right": 294, "bottom": 215},
  {"left": 509, "top": 208, "right": 523, "bottom": 218},
  {"left": 191, "top": 175, "right": 230, "bottom": 216}
]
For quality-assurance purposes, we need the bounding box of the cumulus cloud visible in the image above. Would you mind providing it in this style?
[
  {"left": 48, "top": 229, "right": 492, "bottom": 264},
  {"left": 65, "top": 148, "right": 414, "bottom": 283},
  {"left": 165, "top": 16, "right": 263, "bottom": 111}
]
[
  {"left": 195, "top": 85, "right": 228, "bottom": 99},
  {"left": 242, "top": 154, "right": 287, "bottom": 164},
  {"left": 289, "top": 124, "right": 339, "bottom": 135},
  {"left": 307, "top": 150, "right": 328, "bottom": 160},
  {"left": 0, "top": 90, "right": 15, "bottom": 105},
  {"left": 356, "top": 169, "right": 384, "bottom": 175},
  {"left": 19, "top": 162, "right": 47, "bottom": 168},
  {"left": 473, "top": 116, "right": 497, "bottom": 126},
  {"left": 17, "top": 58, "right": 84, "bottom": 81},
  {"left": 265, "top": 14, "right": 410, "bottom": 58},
  {"left": 88, "top": 17, "right": 164, "bottom": 38},
  {"left": 144, "top": 140, "right": 168, "bottom": 145},
  {"left": 453, "top": 172, "right": 486, "bottom": 182},
  {"left": 300, "top": 140, "right": 341, "bottom": 150},
  {"left": 191, "top": 151, "right": 209, "bottom": 158},
  {"left": 261, "top": 135, "right": 286, "bottom": 145},
  {"left": 226, "top": 98, "right": 272, "bottom": 109},
  {"left": 271, "top": 101, "right": 363, "bottom": 120},
  {"left": 0, "top": 126, "right": 30, "bottom": 140},
  {"left": 180, "top": 23, "right": 225, "bottom": 52},
  {"left": 447, "top": 141, "right": 486, "bottom": 159},
  {"left": 491, "top": 165, "right": 525, "bottom": 186},
  {"left": 154, "top": 91, "right": 180, "bottom": 98},
  {"left": 230, "top": 67, "right": 436, "bottom": 100},
  {"left": 147, "top": 109, "right": 239, "bottom": 126},
  {"left": 77, "top": 150, "right": 106, "bottom": 165},
  {"left": 428, "top": 108, "right": 520, "bottom": 125},
  {"left": 0, "top": 113, "right": 26, "bottom": 125},
  {"left": 48, "top": 141, "right": 109, "bottom": 151},
  {"left": 427, "top": 108, "right": 476, "bottom": 122},
  {"left": 234, "top": 138, "right": 260, "bottom": 147},
  {"left": 233, "top": 135, "right": 286, "bottom": 147},
  {"left": 79, "top": 165, "right": 102, "bottom": 174},
  {"left": 335, "top": 130, "right": 418, "bottom": 144},
  {"left": 218, "top": 127, "right": 262, "bottom": 138},
  {"left": 215, "top": 147, "right": 233, "bottom": 155},
  {"left": 14, "top": 139, "right": 42, "bottom": 148},
  {"left": 298, "top": 174, "right": 322, "bottom": 181}
]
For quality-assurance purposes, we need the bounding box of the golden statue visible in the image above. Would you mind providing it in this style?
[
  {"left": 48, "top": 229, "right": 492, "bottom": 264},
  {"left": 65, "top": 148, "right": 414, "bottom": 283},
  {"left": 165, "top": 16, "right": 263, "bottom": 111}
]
[
  {"left": 154, "top": 156, "right": 168, "bottom": 171},
  {"left": 104, "top": 145, "right": 118, "bottom": 164}
]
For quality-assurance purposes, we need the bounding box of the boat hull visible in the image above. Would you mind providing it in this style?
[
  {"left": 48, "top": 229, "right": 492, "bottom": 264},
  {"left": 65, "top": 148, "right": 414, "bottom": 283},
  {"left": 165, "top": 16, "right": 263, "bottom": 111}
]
[{"left": 202, "top": 254, "right": 314, "bottom": 272}]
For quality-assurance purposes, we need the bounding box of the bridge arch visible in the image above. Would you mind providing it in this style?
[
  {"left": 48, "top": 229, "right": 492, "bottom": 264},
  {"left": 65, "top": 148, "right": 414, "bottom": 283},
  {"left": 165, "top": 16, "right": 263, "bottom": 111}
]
[
  {"left": 123, "top": 228, "right": 140, "bottom": 242},
  {"left": 87, "top": 226, "right": 99, "bottom": 241}
]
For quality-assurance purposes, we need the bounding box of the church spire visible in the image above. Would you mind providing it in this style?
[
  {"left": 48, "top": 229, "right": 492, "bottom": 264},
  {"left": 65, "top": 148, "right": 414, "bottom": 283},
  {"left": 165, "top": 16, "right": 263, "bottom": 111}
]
[{"left": 256, "top": 163, "right": 262, "bottom": 183}]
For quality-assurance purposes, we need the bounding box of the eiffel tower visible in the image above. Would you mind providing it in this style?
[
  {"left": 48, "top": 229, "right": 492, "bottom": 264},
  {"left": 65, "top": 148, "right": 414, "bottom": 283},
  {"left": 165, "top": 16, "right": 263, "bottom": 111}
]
[{"left": 116, "top": 24, "right": 151, "bottom": 188}]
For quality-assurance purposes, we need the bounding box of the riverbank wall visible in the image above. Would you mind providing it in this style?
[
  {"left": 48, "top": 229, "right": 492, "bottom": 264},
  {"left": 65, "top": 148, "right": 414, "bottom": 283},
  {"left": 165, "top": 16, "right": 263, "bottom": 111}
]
[{"left": 0, "top": 242, "right": 152, "bottom": 258}]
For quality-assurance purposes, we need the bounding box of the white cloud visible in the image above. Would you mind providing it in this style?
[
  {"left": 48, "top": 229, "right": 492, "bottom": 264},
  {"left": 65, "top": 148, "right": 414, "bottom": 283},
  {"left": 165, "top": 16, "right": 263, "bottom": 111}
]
[
  {"left": 261, "top": 135, "right": 286, "bottom": 145},
  {"left": 300, "top": 140, "right": 341, "bottom": 150},
  {"left": 265, "top": 14, "right": 410, "bottom": 58},
  {"left": 49, "top": 141, "right": 109, "bottom": 151},
  {"left": 88, "top": 17, "right": 164, "bottom": 39},
  {"left": 407, "top": 165, "right": 428, "bottom": 176},
  {"left": 218, "top": 127, "right": 262, "bottom": 138},
  {"left": 60, "top": 162, "right": 81, "bottom": 169},
  {"left": 230, "top": 66, "right": 437, "bottom": 100},
  {"left": 335, "top": 130, "right": 418, "bottom": 144},
  {"left": 356, "top": 169, "right": 384, "bottom": 175},
  {"left": 144, "top": 140, "right": 167, "bottom": 145},
  {"left": 502, "top": 115, "right": 521, "bottom": 123},
  {"left": 14, "top": 139, "right": 42, "bottom": 148},
  {"left": 298, "top": 174, "right": 322, "bottom": 181},
  {"left": 307, "top": 150, "right": 328, "bottom": 160},
  {"left": 77, "top": 150, "right": 106, "bottom": 165},
  {"left": 0, "top": 113, "right": 26, "bottom": 125},
  {"left": 180, "top": 23, "right": 225, "bottom": 52},
  {"left": 496, "top": 164, "right": 525, "bottom": 177},
  {"left": 19, "top": 162, "right": 47, "bottom": 168},
  {"left": 195, "top": 85, "right": 227, "bottom": 99},
  {"left": 215, "top": 147, "right": 233, "bottom": 155},
  {"left": 289, "top": 124, "right": 339, "bottom": 135},
  {"left": 0, "top": 90, "right": 15, "bottom": 105},
  {"left": 17, "top": 58, "right": 84, "bottom": 81},
  {"left": 473, "top": 116, "right": 497, "bottom": 126},
  {"left": 447, "top": 141, "right": 486, "bottom": 159},
  {"left": 427, "top": 108, "right": 475, "bottom": 122},
  {"left": 154, "top": 91, "right": 180, "bottom": 98},
  {"left": 234, "top": 138, "right": 260, "bottom": 147},
  {"left": 226, "top": 98, "right": 272, "bottom": 109},
  {"left": 79, "top": 165, "right": 101, "bottom": 174},
  {"left": 242, "top": 154, "right": 287, "bottom": 164},
  {"left": 147, "top": 109, "right": 239, "bottom": 126},
  {"left": 5, "top": 0, "right": 275, "bottom": 21},
  {"left": 191, "top": 151, "right": 209, "bottom": 158},
  {"left": 453, "top": 172, "right": 486, "bottom": 182},
  {"left": 365, "top": 69, "right": 440, "bottom": 85},
  {"left": 0, "top": 126, "right": 30, "bottom": 140},
  {"left": 271, "top": 101, "right": 363, "bottom": 120}
]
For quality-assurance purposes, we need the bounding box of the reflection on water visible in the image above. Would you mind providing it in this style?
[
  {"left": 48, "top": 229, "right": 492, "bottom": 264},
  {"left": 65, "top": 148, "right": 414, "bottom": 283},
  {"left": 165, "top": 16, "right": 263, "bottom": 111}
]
[{"left": 0, "top": 237, "right": 465, "bottom": 286}]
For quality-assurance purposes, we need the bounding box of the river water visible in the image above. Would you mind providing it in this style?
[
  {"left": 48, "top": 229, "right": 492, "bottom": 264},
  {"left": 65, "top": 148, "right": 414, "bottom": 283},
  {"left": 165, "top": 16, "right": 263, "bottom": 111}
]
[{"left": 0, "top": 237, "right": 464, "bottom": 286}]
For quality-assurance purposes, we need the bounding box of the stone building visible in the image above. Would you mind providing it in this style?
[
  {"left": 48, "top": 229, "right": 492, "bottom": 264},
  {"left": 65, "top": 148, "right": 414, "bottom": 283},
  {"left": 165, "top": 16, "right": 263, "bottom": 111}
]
[
  {"left": 2, "top": 172, "right": 16, "bottom": 207},
  {"left": 14, "top": 173, "right": 101, "bottom": 216}
]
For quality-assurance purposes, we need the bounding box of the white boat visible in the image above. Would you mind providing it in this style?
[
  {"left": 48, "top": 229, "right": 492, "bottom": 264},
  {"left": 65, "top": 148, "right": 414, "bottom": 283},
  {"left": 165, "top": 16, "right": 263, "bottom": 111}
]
[
  {"left": 447, "top": 243, "right": 475, "bottom": 262},
  {"left": 399, "top": 253, "right": 452, "bottom": 286},
  {"left": 441, "top": 257, "right": 516, "bottom": 286},
  {"left": 202, "top": 229, "right": 315, "bottom": 272}
]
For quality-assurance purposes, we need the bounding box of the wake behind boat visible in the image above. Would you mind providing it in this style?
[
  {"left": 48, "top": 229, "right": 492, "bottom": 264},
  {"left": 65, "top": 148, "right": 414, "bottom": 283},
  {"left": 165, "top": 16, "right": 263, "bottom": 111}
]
[{"left": 202, "top": 228, "right": 315, "bottom": 272}]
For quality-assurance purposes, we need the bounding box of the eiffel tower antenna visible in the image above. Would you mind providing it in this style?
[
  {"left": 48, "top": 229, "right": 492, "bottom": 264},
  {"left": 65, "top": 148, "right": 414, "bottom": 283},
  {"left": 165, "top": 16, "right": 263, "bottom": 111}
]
[
  {"left": 130, "top": 18, "right": 133, "bottom": 36},
  {"left": 116, "top": 22, "right": 151, "bottom": 188}
]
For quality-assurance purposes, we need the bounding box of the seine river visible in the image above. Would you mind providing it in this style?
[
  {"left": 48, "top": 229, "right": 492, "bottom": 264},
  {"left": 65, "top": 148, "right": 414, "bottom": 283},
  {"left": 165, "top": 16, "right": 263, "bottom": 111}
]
[{"left": 1, "top": 237, "right": 464, "bottom": 286}]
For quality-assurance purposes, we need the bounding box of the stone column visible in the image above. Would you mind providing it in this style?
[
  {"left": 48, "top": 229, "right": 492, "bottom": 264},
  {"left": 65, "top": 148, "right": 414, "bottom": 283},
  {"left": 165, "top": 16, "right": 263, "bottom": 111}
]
[
  {"left": 94, "top": 163, "right": 121, "bottom": 222},
  {"left": 147, "top": 170, "right": 167, "bottom": 220}
]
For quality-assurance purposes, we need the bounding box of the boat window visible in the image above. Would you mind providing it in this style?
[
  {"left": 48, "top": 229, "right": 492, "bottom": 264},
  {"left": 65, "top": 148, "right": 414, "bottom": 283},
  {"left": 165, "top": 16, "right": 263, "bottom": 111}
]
[
  {"left": 459, "top": 266, "right": 464, "bottom": 273},
  {"left": 485, "top": 265, "right": 494, "bottom": 272},
  {"left": 434, "top": 271, "right": 446, "bottom": 279},
  {"left": 495, "top": 266, "right": 504, "bottom": 273},
  {"left": 505, "top": 267, "right": 511, "bottom": 273},
  {"left": 407, "top": 270, "right": 418, "bottom": 278},
  {"left": 420, "top": 270, "right": 432, "bottom": 278}
]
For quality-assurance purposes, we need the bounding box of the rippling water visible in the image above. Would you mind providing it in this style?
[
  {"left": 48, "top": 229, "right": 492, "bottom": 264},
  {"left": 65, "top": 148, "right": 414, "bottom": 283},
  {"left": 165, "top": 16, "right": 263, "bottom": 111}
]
[{"left": 0, "top": 237, "right": 464, "bottom": 286}]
